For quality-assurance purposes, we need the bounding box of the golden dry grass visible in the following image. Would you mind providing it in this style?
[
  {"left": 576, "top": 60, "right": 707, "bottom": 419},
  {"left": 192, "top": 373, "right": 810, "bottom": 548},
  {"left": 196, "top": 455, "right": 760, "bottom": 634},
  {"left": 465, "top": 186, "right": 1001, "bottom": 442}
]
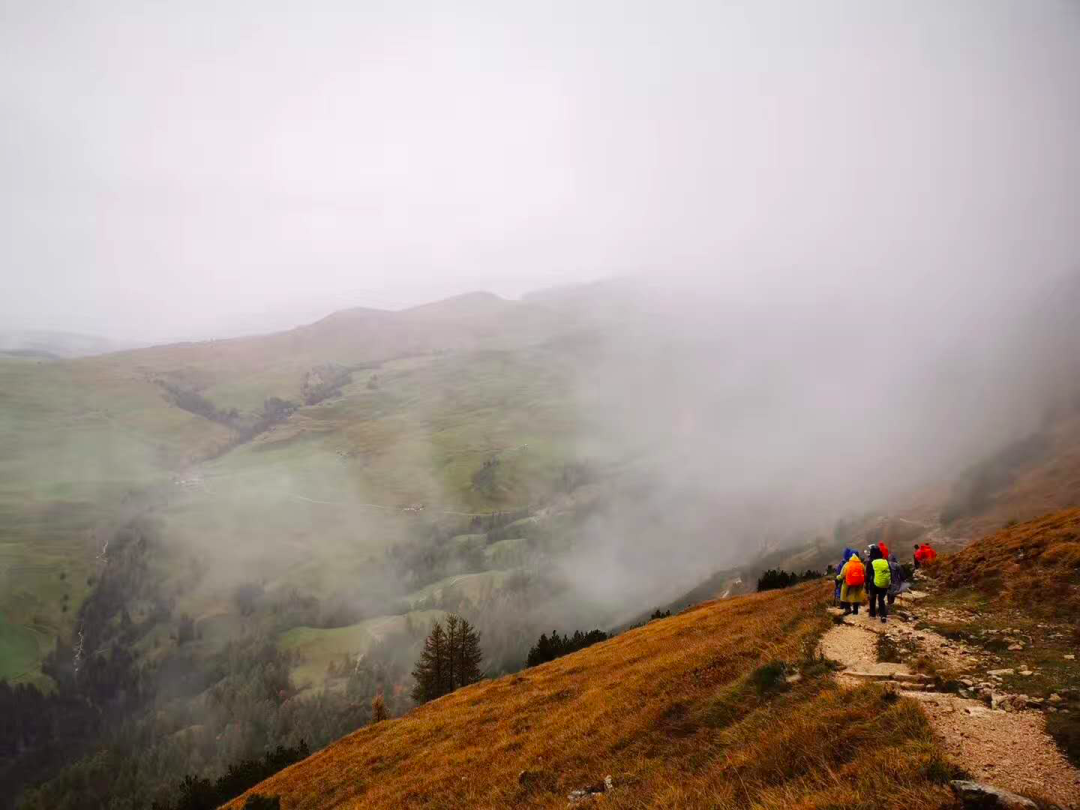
[
  {"left": 936, "top": 508, "right": 1080, "bottom": 621},
  {"left": 226, "top": 582, "right": 957, "bottom": 809}
]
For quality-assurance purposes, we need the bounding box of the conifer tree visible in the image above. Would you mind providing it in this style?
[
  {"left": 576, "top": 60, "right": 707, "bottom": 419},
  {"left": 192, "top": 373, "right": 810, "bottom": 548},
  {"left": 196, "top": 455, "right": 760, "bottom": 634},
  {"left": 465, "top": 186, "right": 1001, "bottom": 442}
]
[
  {"left": 410, "top": 621, "right": 448, "bottom": 703},
  {"left": 456, "top": 617, "right": 484, "bottom": 687},
  {"left": 443, "top": 614, "right": 460, "bottom": 694}
]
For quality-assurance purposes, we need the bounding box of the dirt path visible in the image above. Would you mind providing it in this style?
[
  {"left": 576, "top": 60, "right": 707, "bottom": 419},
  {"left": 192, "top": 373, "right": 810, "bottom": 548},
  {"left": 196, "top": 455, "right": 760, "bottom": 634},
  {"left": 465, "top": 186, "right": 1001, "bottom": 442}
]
[{"left": 819, "top": 599, "right": 1080, "bottom": 808}]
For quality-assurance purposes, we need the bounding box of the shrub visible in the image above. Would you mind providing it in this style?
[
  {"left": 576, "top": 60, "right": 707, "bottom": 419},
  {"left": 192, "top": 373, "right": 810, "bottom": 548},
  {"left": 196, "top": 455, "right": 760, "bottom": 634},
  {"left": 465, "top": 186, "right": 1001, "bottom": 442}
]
[
  {"left": 756, "top": 569, "right": 823, "bottom": 592},
  {"left": 244, "top": 796, "right": 280, "bottom": 810},
  {"left": 749, "top": 661, "right": 789, "bottom": 695},
  {"left": 371, "top": 693, "right": 389, "bottom": 724}
]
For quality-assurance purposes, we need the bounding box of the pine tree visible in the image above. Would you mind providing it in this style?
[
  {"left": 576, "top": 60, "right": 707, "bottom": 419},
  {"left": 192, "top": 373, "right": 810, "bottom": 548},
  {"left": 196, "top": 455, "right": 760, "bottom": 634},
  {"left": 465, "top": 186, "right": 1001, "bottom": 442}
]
[
  {"left": 410, "top": 621, "right": 448, "bottom": 703},
  {"left": 443, "top": 614, "right": 459, "bottom": 695},
  {"left": 456, "top": 616, "right": 484, "bottom": 687}
]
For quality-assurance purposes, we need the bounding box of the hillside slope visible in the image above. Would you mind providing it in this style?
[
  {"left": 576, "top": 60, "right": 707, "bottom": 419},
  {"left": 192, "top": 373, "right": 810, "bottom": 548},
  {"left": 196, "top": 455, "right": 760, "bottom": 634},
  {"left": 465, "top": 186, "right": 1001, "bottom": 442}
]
[
  {"left": 936, "top": 508, "right": 1080, "bottom": 621},
  {"left": 0, "top": 292, "right": 586, "bottom": 683},
  {"left": 227, "top": 583, "right": 956, "bottom": 810}
]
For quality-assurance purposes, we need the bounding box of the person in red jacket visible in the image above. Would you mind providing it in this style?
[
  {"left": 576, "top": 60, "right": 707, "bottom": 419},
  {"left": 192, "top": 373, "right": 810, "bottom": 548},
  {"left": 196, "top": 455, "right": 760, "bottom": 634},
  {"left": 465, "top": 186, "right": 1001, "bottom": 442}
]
[{"left": 913, "top": 543, "right": 938, "bottom": 568}]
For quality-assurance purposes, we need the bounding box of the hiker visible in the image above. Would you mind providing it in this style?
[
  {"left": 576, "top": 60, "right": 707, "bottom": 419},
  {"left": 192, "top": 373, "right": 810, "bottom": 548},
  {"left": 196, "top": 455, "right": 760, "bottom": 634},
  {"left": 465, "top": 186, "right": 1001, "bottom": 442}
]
[
  {"left": 868, "top": 546, "right": 891, "bottom": 623},
  {"left": 914, "top": 542, "right": 937, "bottom": 568},
  {"left": 834, "top": 549, "right": 853, "bottom": 605},
  {"left": 864, "top": 543, "right": 880, "bottom": 613},
  {"left": 886, "top": 553, "right": 908, "bottom": 606},
  {"left": 837, "top": 550, "right": 866, "bottom": 616}
]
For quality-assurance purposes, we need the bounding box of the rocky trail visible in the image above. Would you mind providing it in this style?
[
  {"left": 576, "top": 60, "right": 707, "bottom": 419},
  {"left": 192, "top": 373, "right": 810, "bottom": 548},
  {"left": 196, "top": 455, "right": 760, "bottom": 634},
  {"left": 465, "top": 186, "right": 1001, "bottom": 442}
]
[{"left": 820, "top": 588, "right": 1080, "bottom": 808}]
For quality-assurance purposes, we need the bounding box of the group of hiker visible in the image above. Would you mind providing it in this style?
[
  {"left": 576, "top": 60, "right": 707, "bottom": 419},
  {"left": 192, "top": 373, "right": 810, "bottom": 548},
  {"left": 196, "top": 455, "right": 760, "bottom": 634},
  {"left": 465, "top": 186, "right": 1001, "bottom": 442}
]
[{"left": 833, "top": 541, "right": 935, "bottom": 622}]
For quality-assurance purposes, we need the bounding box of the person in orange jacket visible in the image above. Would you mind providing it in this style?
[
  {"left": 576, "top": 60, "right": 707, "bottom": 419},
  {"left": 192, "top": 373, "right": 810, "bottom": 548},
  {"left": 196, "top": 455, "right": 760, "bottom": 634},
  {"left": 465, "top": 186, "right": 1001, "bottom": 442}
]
[{"left": 836, "top": 551, "right": 866, "bottom": 616}]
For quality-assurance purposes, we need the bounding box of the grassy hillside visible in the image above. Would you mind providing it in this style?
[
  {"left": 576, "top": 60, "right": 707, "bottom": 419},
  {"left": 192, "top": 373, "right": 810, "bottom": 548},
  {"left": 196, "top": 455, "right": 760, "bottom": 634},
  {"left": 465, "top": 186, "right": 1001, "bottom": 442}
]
[
  {"left": 936, "top": 508, "right": 1080, "bottom": 621},
  {"left": 0, "top": 294, "right": 593, "bottom": 684},
  {"left": 0, "top": 354, "right": 230, "bottom": 685},
  {"left": 226, "top": 583, "right": 956, "bottom": 810},
  {"left": 904, "top": 510, "right": 1080, "bottom": 770}
]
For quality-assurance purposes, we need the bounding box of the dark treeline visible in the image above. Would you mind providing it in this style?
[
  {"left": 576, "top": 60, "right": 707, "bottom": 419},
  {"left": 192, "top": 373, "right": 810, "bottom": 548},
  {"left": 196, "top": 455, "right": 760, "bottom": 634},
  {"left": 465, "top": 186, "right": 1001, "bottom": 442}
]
[
  {"left": 157, "top": 380, "right": 298, "bottom": 443},
  {"left": 150, "top": 741, "right": 307, "bottom": 810},
  {"left": 755, "top": 569, "right": 823, "bottom": 593},
  {"left": 1, "top": 518, "right": 407, "bottom": 810},
  {"left": 526, "top": 628, "right": 608, "bottom": 667}
]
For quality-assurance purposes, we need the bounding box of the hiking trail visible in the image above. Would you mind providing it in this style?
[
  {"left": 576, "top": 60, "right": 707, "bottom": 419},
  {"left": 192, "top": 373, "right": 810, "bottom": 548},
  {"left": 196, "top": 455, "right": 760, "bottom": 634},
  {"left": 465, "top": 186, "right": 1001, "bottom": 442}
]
[{"left": 819, "top": 588, "right": 1080, "bottom": 808}]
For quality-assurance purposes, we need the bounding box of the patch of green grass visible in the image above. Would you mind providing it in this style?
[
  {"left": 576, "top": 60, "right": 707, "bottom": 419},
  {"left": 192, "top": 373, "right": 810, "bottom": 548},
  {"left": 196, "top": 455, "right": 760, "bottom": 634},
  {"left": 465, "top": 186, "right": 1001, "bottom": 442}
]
[
  {"left": 0, "top": 617, "right": 51, "bottom": 682},
  {"left": 278, "top": 610, "right": 445, "bottom": 689},
  {"left": 916, "top": 584, "right": 1080, "bottom": 766},
  {"left": 1046, "top": 712, "right": 1080, "bottom": 770},
  {"left": 402, "top": 571, "right": 516, "bottom": 610}
]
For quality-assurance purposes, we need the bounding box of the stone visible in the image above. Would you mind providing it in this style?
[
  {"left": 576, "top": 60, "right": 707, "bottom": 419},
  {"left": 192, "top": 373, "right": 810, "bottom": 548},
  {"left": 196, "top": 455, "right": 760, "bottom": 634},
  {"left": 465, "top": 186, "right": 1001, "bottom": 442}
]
[
  {"left": 1048, "top": 693, "right": 1064, "bottom": 704},
  {"left": 1007, "top": 644, "right": 1024, "bottom": 651},
  {"left": 949, "top": 779, "right": 1037, "bottom": 808},
  {"left": 567, "top": 776, "right": 614, "bottom": 805},
  {"left": 785, "top": 672, "right": 803, "bottom": 684},
  {"left": 1065, "top": 654, "right": 1076, "bottom": 660},
  {"left": 987, "top": 669, "right": 1014, "bottom": 677}
]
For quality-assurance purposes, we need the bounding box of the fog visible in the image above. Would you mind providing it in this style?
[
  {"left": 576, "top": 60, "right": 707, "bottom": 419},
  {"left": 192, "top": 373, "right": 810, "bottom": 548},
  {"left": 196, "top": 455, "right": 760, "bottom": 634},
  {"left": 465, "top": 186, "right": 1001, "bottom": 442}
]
[
  {"left": 7, "top": 5, "right": 1080, "bottom": 802},
  {"left": 3, "top": 0, "right": 1078, "bottom": 342},
  {"left": 3, "top": 0, "right": 1079, "bottom": 634}
]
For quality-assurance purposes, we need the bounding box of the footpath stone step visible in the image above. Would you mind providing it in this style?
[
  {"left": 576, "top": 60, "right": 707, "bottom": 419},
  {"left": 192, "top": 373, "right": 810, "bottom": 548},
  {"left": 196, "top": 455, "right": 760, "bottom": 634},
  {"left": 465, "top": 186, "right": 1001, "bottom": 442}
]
[
  {"left": 844, "top": 671, "right": 900, "bottom": 681},
  {"left": 892, "top": 672, "right": 934, "bottom": 683}
]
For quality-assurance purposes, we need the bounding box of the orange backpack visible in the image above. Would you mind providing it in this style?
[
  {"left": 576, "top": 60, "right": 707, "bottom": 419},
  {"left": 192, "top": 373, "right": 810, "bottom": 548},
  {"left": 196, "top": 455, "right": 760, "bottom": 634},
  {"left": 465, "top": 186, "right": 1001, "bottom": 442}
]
[{"left": 845, "top": 558, "right": 865, "bottom": 586}]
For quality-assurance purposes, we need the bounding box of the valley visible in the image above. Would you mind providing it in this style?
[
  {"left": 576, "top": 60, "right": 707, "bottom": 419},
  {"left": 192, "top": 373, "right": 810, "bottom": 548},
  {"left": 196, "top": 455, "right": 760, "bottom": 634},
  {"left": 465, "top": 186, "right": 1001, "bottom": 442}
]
[{"left": 2, "top": 285, "right": 1080, "bottom": 809}]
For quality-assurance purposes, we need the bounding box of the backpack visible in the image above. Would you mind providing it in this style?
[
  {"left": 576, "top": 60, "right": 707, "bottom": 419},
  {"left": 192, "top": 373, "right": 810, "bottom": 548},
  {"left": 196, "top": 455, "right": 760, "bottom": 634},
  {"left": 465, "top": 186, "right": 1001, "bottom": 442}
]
[
  {"left": 872, "top": 558, "right": 892, "bottom": 589},
  {"left": 845, "top": 558, "right": 865, "bottom": 587}
]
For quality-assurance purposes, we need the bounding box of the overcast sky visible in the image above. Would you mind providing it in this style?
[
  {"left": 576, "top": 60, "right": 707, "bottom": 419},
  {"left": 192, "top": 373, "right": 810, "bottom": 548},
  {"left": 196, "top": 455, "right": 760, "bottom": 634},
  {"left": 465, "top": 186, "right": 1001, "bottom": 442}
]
[{"left": 2, "top": 1, "right": 1078, "bottom": 341}]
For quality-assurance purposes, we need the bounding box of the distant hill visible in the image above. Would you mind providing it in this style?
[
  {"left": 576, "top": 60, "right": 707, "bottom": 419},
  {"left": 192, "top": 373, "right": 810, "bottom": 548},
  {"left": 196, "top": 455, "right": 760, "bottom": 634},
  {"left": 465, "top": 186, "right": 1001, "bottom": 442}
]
[{"left": 0, "top": 330, "right": 136, "bottom": 358}]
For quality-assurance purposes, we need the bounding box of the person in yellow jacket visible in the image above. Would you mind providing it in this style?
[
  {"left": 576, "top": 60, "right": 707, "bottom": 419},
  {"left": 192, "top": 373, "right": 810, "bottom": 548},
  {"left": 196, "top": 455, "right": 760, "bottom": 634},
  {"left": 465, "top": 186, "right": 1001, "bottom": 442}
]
[
  {"left": 868, "top": 545, "right": 892, "bottom": 624},
  {"left": 837, "top": 550, "right": 866, "bottom": 616}
]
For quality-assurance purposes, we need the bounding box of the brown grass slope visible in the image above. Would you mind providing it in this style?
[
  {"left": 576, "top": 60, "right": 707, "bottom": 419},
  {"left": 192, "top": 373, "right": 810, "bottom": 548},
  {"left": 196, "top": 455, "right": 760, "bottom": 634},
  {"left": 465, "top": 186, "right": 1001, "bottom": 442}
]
[
  {"left": 228, "top": 583, "right": 956, "bottom": 810},
  {"left": 937, "top": 508, "right": 1080, "bottom": 622}
]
